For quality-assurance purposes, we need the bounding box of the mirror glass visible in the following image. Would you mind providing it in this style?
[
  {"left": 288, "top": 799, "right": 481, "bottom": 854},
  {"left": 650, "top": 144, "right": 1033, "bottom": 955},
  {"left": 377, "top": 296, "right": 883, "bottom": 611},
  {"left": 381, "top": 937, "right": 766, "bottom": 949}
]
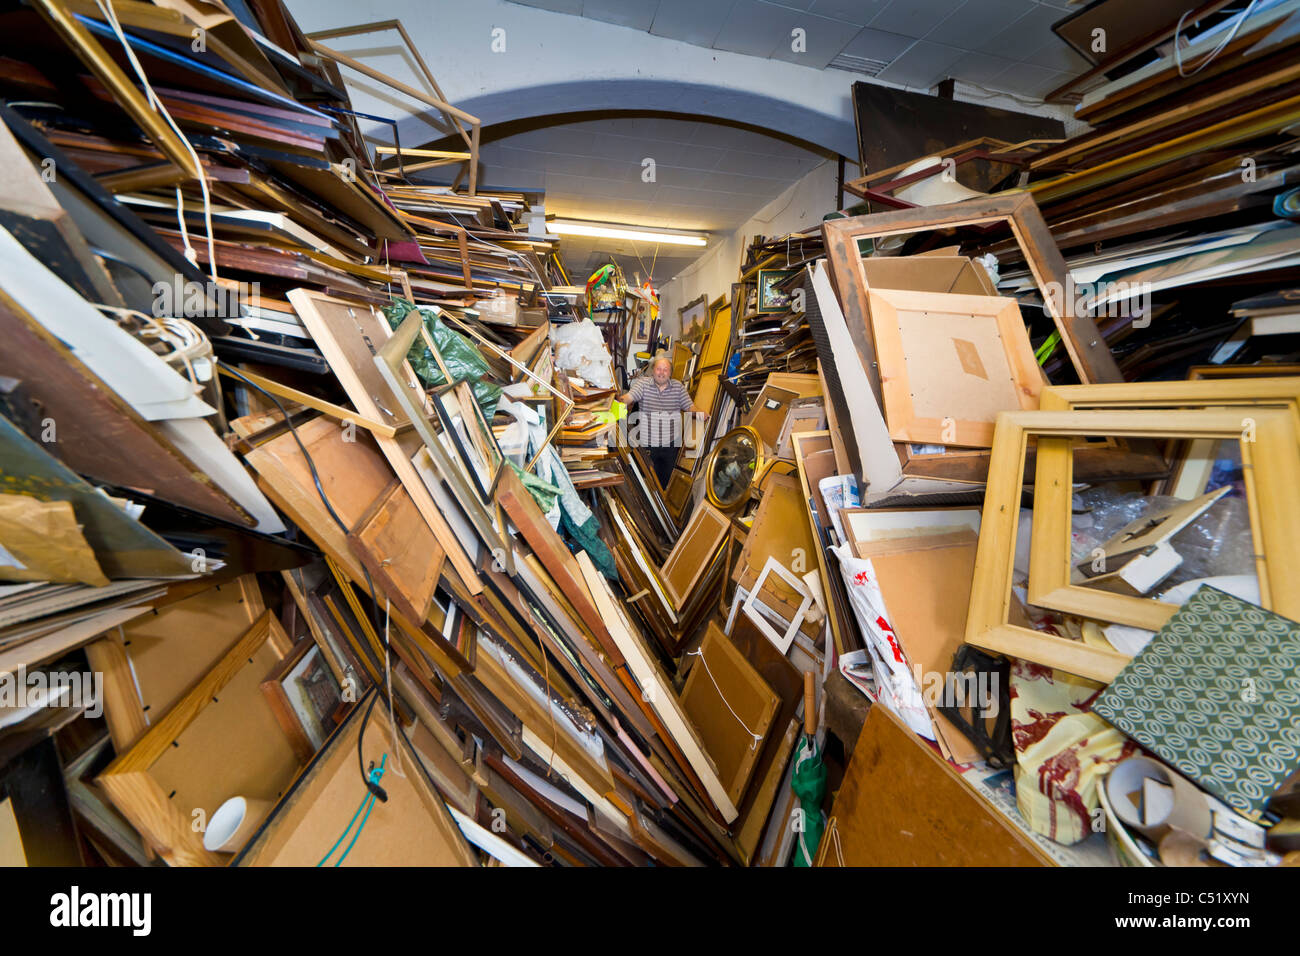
[{"left": 710, "top": 429, "right": 758, "bottom": 507}]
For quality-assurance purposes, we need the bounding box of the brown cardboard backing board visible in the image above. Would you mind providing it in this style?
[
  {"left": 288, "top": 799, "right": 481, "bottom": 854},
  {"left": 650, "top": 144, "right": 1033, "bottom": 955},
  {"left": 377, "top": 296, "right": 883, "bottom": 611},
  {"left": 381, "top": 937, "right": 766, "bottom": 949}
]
[
  {"left": 861, "top": 255, "right": 996, "bottom": 296},
  {"left": 86, "top": 576, "right": 265, "bottom": 751},
  {"left": 235, "top": 693, "right": 477, "bottom": 867},
  {"left": 853, "top": 531, "right": 984, "bottom": 765},
  {"left": 734, "top": 473, "right": 818, "bottom": 618},
  {"left": 868, "top": 288, "right": 1041, "bottom": 448},
  {"left": 679, "top": 622, "right": 780, "bottom": 808},
  {"left": 97, "top": 610, "right": 299, "bottom": 866},
  {"left": 818, "top": 704, "right": 1051, "bottom": 866},
  {"left": 741, "top": 384, "right": 799, "bottom": 449}
]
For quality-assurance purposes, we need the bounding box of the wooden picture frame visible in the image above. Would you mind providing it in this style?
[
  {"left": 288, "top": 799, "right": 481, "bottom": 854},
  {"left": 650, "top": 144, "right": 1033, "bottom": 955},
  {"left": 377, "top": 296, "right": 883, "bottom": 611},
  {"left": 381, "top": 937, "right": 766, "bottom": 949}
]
[
  {"left": 660, "top": 502, "right": 730, "bottom": 610},
  {"left": 756, "top": 268, "right": 797, "bottom": 314},
  {"left": 287, "top": 288, "right": 481, "bottom": 592},
  {"left": 347, "top": 479, "right": 445, "bottom": 626},
  {"left": 431, "top": 379, "right": 504, "bottom": 505},
  {"left": 868, "top": 289, "right": 1041, "bottom": 448},
  {"left": 373, "top": 311, "right": 509, "bottom": 574},
  {"left": 821, "top": 193, "right": 1121, "bottom": 405},
  {"left": 966, "top": 408, "right": 1300, "bottom": 682},
  {"left": 678, "top": 294, "right": 708, "bottom": 341},
  {"left": 741, "top": 558, "right": 813, "bottom": 655},
  {"left": 679, "top": 623, "right": 780, "bottom": 808},
  {"left": 259, "top": 639, "right": 345, "bottom": 764},
  {"left": 97, "top": 610, "right": 300, "bottom": 866}
]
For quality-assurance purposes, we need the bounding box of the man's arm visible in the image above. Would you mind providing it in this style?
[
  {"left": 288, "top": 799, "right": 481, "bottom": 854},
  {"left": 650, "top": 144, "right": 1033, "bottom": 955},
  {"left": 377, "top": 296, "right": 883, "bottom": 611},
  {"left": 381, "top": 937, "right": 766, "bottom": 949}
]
[{"left": 619, "top": 378, "right": 643, "bottom": 407}]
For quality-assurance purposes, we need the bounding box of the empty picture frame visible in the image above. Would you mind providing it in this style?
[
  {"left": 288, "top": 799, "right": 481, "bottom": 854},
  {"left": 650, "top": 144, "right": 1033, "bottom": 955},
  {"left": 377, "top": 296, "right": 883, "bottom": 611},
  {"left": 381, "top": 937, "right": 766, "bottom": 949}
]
[
  {"left": 966, "top": 408, "right": 1300, "bottom": 682},
  {"left": 821, "top": 193, "right": 1122, "bottom": 402},
  {"left": 432, "top": 380, "right": 504, "bottom": 505},
  {"left": 868, "top": 289, "right": 1041, "bottom": 448},
  {"left": 741, "top": 558, "right": 813, "bottom": 655},
  {"left": 97, "top": 610, "right": 300, "bottom": 866}
]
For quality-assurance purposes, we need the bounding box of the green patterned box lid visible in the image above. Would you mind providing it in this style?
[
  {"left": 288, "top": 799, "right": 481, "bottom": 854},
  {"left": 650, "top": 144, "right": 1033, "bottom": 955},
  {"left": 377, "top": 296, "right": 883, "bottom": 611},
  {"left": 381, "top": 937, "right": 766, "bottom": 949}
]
[{"left": 1093, "top": 585, "right": 1300, "bottom": 821}]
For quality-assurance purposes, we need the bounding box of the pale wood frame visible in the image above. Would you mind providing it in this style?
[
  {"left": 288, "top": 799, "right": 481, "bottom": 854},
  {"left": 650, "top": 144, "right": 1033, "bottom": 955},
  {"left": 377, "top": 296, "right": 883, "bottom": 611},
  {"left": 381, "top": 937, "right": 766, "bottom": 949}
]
[
  {"left": 288, "top": 289, "right": 481, "bottom": 591},
  {"left": 868, "top": 288, "right": 1042, "bottom": 447},
  {"left": 1023, "top": 379, "right": 1300, "bottom": 631},
  {"left": 966, "top": 408, "right": 1300, "bottom": 682},
  {"left": 821, "top": 193, "right": 1121, "bottom": 395},
  {"left": 97, "top": 610, "right": 296, "bottom": 866}
]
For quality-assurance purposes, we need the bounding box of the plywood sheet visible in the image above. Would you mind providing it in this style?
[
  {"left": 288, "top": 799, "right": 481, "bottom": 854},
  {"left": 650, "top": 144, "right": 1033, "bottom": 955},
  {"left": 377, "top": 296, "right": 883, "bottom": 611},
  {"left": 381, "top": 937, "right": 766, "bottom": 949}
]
[
  {"left": 818, "top": 704, "right": 1050, "bottom": 866},
  {"left": 660, "top": 502, "right": 729, "bottom": 610}
]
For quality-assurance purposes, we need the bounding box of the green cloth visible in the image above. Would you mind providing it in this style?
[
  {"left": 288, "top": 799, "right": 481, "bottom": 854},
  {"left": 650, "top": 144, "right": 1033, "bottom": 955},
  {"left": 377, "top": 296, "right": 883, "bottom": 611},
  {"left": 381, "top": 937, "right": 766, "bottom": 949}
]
[
  {"left": 791, "top": 738, "right": 826, "bottom": 866},
  {"left": 382, "top": 298, "right": 502, "bottom": 419}
]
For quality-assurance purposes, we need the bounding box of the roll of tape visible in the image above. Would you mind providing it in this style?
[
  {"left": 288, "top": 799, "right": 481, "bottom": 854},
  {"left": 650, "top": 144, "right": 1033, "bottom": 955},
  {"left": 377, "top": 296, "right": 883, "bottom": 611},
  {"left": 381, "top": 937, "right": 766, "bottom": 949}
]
[{"left": 1106, "top": 756, "right": 1213, "bottom": 843}]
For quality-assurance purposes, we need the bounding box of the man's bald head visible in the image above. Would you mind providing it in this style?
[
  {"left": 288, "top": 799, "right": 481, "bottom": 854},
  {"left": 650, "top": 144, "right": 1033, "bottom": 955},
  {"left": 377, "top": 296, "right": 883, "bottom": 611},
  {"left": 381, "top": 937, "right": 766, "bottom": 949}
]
[{"left": 652, "top": 354, "right": 672, "bottom": 385}]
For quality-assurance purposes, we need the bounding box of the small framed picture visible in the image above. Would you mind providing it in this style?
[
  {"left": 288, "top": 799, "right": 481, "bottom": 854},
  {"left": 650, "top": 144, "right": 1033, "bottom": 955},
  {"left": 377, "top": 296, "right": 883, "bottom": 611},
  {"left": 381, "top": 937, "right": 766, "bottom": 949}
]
[
  {"left": 261, "top": 640, "right": 346, "bottom": 763},
  {"left": 432, "top": 380, "right": 504, "bottom": 505},
  {"left": 756, "top": 268, "right": 797, "bottom": 314}
]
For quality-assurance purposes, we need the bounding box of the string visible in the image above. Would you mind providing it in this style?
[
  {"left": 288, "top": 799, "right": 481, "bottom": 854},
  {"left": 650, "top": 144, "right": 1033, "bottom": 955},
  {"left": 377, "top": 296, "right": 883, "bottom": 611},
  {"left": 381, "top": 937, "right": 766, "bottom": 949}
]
[{"left": 685, "top": 648, "right": 763, "bottom": 750}]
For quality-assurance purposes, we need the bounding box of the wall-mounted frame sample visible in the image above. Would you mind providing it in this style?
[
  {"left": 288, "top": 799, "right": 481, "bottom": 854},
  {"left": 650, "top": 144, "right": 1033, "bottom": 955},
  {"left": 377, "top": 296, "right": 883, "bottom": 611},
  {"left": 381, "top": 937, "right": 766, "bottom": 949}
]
[
  {"left": 432, "top": 380, "right": 504, "bottom": 504},
  {"left": 821, "top": 193, "right": 1121, "bottom": 404},
  {"left": 347, "top": 478, "right": 445, "bottom": 626},
  {"left": 868, "top": 289, "right": 1042, "bottom": 448},
  {"left": 659, "top": 502, "right": 730, "bottom": 611},
  {"left": 288, "top": 288, "right": 481, "bottom": 592},
  {"left": 679, "top": 623, "right": 780, "bottom": 809},
  {"left": 97, "top": 610, "right": 300, "bottom": 866},
  {"left": 234, "top": 689, "right": 478, "bottom": 867},
  {"left": 966, "top": 408, "right": 1300, "bottom": 682}
]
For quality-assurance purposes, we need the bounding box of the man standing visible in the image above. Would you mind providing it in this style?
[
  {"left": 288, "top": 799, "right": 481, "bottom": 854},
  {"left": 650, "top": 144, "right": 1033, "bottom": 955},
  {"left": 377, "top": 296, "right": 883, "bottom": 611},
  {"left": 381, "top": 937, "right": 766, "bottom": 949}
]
[{"left": 619, "top": 354, "right": 708, "bottom": 490}]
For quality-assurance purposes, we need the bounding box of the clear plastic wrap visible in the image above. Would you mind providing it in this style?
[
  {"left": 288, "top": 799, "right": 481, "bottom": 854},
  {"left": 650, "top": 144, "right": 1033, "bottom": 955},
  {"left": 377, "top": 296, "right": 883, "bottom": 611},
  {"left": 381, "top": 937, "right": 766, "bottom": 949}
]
[{"left": 550, "top": 318, "right": 614, "bottom": 389}]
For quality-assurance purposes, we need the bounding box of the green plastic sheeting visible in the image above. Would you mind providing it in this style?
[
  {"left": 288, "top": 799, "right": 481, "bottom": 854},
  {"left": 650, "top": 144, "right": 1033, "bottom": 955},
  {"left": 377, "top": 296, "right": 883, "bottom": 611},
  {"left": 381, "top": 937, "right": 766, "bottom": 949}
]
[{"left": 382, "top": 299, "right": 501, "bottom": 419}]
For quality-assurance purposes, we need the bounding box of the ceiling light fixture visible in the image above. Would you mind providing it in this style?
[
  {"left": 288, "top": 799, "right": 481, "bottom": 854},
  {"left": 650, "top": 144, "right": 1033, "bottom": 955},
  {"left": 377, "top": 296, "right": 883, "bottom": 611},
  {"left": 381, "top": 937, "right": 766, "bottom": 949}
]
[{"left": 547, "top": 219, "right": 708, "bottom": 247}]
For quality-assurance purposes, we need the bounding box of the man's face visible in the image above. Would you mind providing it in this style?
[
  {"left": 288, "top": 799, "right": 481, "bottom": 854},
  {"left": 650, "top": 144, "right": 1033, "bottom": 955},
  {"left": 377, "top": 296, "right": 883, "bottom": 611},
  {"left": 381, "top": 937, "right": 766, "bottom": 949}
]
[{"left": 653, "top": 361, "right": 671, "bottom": 385}]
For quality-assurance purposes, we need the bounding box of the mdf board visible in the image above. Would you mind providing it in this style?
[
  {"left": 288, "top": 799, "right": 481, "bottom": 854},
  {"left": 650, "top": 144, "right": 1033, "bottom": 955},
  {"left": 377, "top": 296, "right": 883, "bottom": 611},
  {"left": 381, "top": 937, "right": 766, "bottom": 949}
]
[
  {"left": 98, "top": 611, "right": 300, "bottom": 866},
  {"left": 818, "top": 704, "right": 1051, "bottom": 867},
  {"left": 347, "top": 479, "right": 444, "bottom": 626},
  {"left": 679, "top": 623, "right": 779, "bottom": 808},
  {"left": 660, "top": 502, "right": 729, "bottom": 610},
  {"left": 287, "top": 289, "right": 480, "bottom": 592},
  {"left": 868, "top": 289, "right": 1041, "bottom": 448},
  {"left": 86, "top": 576, "right": 265, "bottom": 751},
  {"left": 0, "top": 289, "right": 253, "bottom": 526},
  {"left": 236, "top": 697, "right": 477, "bottom": 867},
  {"left": 853, "top": 532, "right": 983, "bottom": 765},
  {"left": 861, "top": 255, "right": 997, "bottom": 297}
]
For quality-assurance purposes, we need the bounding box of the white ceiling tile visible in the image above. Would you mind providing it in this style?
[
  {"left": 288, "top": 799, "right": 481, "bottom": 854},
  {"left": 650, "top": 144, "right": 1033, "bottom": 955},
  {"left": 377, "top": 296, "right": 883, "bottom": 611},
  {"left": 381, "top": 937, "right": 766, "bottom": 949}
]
[
  {"left": 807, "top": 0, "right": 889, "bottom": 27},
  {"left": 713, "top": 0, "right": 802, "bottom": 57},
  {"left": 649, "top": 0, "right": 737, "bottom": 45},
  {"left": 867, "top": 0, "right": 957, "bottom": 39},
  {"left": 973, "top": 3, "right": 1060, "bottom": 56},
  {"left": 988, "top": 60, "right": 1066, "bottom": 97},
  {"left": 837, "top": 27, "right": 915, "bottom": 62},
  {"left": 925, "top": 0, "right": 1034, "bottom": 49},
  {"left": 874, "top": 39, "right": 964, "bottom": 87},
  {"left": 947, "top": 50, "right": 1019, "bottom": 86},
  {"left": 770, "top": 11, "right": 866, "bottom": 68},
  {"left": 580, "top": 0, "right": 660, "bottom": 30}
]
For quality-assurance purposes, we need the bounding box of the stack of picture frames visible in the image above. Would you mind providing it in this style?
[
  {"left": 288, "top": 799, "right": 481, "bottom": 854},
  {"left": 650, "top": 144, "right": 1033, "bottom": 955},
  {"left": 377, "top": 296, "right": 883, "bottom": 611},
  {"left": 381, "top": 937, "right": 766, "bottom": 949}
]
[
  {"left": 819, "top": 193, "right": 1173, "bottom": 505},
  {"left": 965, "top": 377, "right": 1300, "bottom": 683}
]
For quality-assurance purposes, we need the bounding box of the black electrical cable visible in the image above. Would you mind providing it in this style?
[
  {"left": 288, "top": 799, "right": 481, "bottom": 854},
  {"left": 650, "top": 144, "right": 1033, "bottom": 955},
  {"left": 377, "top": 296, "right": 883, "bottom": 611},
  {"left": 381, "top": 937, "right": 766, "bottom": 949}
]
[{"left": 221, "top": 363, "right": 389, "bottom": 801}]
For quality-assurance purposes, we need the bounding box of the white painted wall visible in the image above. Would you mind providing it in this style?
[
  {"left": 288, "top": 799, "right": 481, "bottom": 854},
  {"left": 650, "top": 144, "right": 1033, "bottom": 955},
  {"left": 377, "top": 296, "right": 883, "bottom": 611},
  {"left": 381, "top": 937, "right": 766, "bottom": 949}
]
[
  {"left": 286, "top": 0, "right": 1069, "bottom": 156},
  {"left": 657, "top": 160, "right": 838, "bottom": 337}
]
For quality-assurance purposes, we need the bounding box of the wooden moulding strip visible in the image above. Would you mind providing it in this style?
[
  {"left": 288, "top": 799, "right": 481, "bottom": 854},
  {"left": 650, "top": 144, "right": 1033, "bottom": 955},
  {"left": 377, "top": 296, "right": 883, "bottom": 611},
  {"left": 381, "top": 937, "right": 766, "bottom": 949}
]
[
  {"left": 966, "top": 407, "right": 1300, "bottom": 682},
  {"left": 821, "top": 193, "right": 1122, "bottom": 389}
]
